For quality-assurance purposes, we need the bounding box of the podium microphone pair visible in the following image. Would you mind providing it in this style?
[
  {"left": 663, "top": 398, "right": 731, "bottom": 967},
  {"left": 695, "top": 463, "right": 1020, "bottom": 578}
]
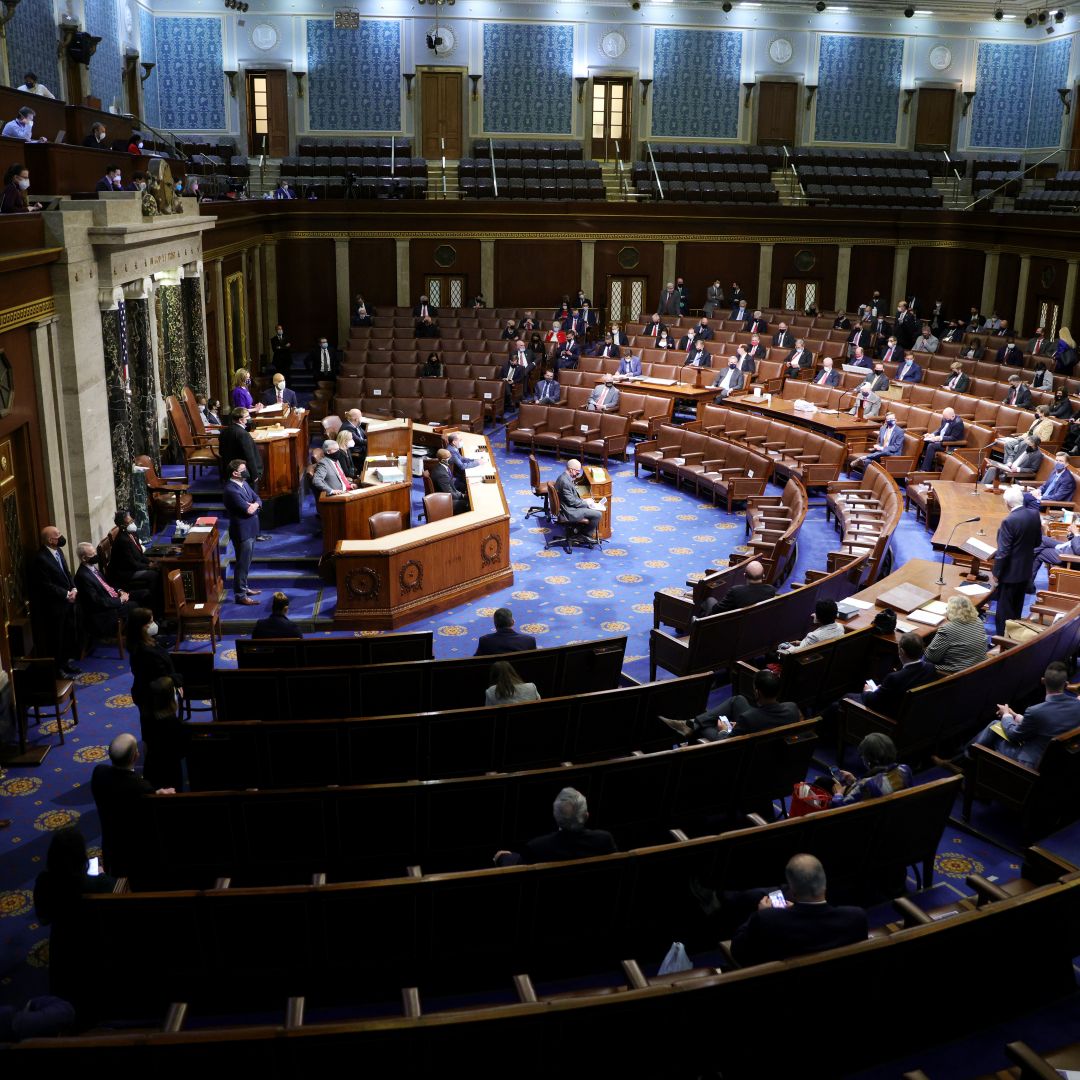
[{"left": 937, "top": 516, "right": 980, "bottom": 586}]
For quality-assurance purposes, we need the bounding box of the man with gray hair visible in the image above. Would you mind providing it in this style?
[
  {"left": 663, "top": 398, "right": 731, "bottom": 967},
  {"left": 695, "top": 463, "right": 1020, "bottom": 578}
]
[
  {"left": 73, "top": 541, "right": 131, "bottom": 639},
  {"left": 312, "top": 439, "right": 356, "bottom": 496},
  {"left": 494, "top": 787, "right": 617, "bottom": 866},
  {"left": 730, "top": 853, "right": 868, "bottom": 966},
  {"left": 91, "top": 733, "right": 174, "bottom": 876},
  {"left": 992, "top": 481, "right": 1043, "bottom": 635}
]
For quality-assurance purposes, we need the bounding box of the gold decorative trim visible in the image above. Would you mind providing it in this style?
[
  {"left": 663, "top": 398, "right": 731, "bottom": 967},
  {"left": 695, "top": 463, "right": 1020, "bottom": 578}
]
[{"left": 0, "top": 297, "right": 55, "bottom": 334}]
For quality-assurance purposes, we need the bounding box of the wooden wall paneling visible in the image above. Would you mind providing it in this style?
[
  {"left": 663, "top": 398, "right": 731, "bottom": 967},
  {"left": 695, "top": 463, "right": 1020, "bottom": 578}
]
[
  {"left": 848, "top": 247, "right": 894, "bottom": 313},
  {"left": 674, "top": 242, "right": 760, "bottom": 314},
  {"left": 771, "top": 243, "right": 838, "bottom": 311},
  {"left": 494, "top": 241, "right": 581, "bottom": 309},
  {"left": 347, "top": 239, "right": 398, "bottom": 309},
  {"left": 907, "top": 247, "right": 986, "bottom": 325},
  {"left": 275, "top": 239, "right": 338, "bottom": 347},
  {"left": 994, "top": 253, "right": 1021, "bottom": 330},
  {"left": 592, "top": 239, "right": 664, "bottom": 318},
  {"left": 1025, "top": 257, "right": 1067, "bottom": 338},
  {"left": 409, "top": 238, "right": 481, "bottom": 304}
]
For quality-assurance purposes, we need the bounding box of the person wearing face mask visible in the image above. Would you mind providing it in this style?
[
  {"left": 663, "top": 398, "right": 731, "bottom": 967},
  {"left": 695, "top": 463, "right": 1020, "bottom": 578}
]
[
  {"left": 1034, "top": 451, "right": 1076, "bottom": 505},
  {"left": 74, "top": 541, "right": 133, "bottom": 645},
  {"left": 312, "top": 439, "right": 357, "bottom": 497},
  {"left": 1, "top": 163, "right": 41, "bottom": 213},
  {"left": 849, "top": 413, "right": 905, "bottom": 475},
  {"left": 124, "top": 170, "right": 148, "bottom": 192},
  {"left": 711, "top": 356, "right": 745, "bottom": 400},
  {"left": 126, "top": 608, "right": 186, "bottom": 789},
  {"left": 17, "top": 72, "right": 55, "bottom": 99},
  {"left": 29, "top": 526, "right": 80, "bottom": 677},
  {"left": 81, "top": 122, "right": 108, "bottom": 148},
  {"left": 849, "top": 366, "right": 889, "bottom": 418},
  {"left": 126, "top": 131, "right": 145, "bottom": 156},
  {"left": 218, "top": 407, "right": 261, "bottom": 486},
  {"left": 585, "top": 375, "right": 620, "bottom": 412},
  {"left": 95, "top": 165, "right": 123, "bottom": 192},
  {"left": 533, "top": 368, "right": 561, "bottom": 404},
  {"left": 224, "top": 458, "right": 263, "bottom": 605},
  {"left": 261, "top": 373, "right": 297, "bottom": 408},
  {"left": 335, "top": 431, "right": 359, "bottom": 480},
  {"left": 252, "top": 591, "right": 304, "bottom": 639},
  {"left": 308, "top": 336, "right": 338, "bottom": 377},
  {"left": 4, "top": 106, "right": 46, "bottom": 143},
  {"left": 108, "top": 511, "right": 163, "bottom": 615}
]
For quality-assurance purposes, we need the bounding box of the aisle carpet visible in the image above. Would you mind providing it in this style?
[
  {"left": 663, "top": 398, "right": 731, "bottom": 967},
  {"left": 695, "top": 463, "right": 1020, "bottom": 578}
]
[{"left": 0, "top": 432, "right": 1042, "bottom": 1013}]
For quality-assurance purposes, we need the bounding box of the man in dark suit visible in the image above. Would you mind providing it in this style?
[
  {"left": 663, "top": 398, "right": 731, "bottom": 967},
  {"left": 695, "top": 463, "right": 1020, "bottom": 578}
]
[
  {"left": 475, "top": 607, "right": 537, "bottom": 656},
  {"left": 894, "top": 302, "right": 918, "bottom": 348},
  {"left": 1028, "top": 327, "right": 1054, "bottom": 357},
  {"left": 833, "top": 312, "right": 851, "bottom": 330},
  {"left": 412, "top": 295, "right": 438, "bottom": 319},
  {"left": 1003, "top": 375, "right": 1032, "bottom": 409},
  {"left": 918, "top": 408, "right": 965, "bottom": 471},
  {"left": 695, "top": 560, "right": 776, "bottom": 616},
  {"left": 644, "top": 313, "right": 665, "bottom": 337},
  {"left": 772, "top": 323, "right": 795, "bottom": 349},
  {"left": 252, "top": 592, "right": 303, "bottom": 639},
  {"left": 846, "top": 321, "right": 873, "bottom": 355},
  {"left": 857, "top": 633, "right": 937, "bottom": 717},
  {"left": 969, "top": 662, "right": 1080, "bottom": 767},
  {"left": 108, "top": 511, "right": 162, "bottom": 614},
  {"left": 993, "top": 483, "right": 1043, "bottom": 634},
  {"left": 430, "top": 448, "right": 469, "bottom": 514},
  {"left": 942, "top": 321, "right": 965, "bottom": 344},
  {"left": 684, "top": 341, "right": 711, "bottom": 369},
  {"left": 711, "top": 358, "right": 745, "bottom": 399},
  {"left": 1035, "top": 453, "right": 1077, "bottom": 505},
  {"left": 91, "top": 733, "right": 171, "bottom": 876},
  {"left": 74, "top": 541, "right": 131, "bottom": 639},
  {"left": 269, "top": 324, "right": 291, "bottom": 372},
  {"left": 811, "top": 358, "right": 840, "bottom": 387},
  {"left": 28, "top": 526, "right": 79, "bottom": 677},
  {"left": 308, "top": 336, "right": 338, "bottom": 377},
  {"left": 877, "top": 335, "right": 902, "bottom": 365},
  {"left": 746, "top": 336, "right": 767, "bottom": 361},
  {"left": 785, "top": 341, "right": 814, "bottom": 377},
  {"left": 261, "top": 373, "right": 298, "bottom": 408},
  {"left": 415, "top": 316, "right": 439, "bottom": 339},
  {"left": 608, "top": 323, "right": 630, "bottom": 347},
  {"left": 895, "top": 354, "right": 923, "bottom": 383},
  {"left": 945, "top": 363, "right": 970, "bottom": 392},
  {"left": 95, "top": 165, "right": 122, "bottom": 192},
  {"left": 748, "top": 311, "right": 769, "bottom": 334},
  {"left": 1032, "top": 522, "right": 1080, "bottom": 583},
  {"left": 223, "top": 457, "right": 263, "bottom": 606},
  {"left": 218, "top": 408, "right": 261, "bottom": 485},
  {"left": 555, "top": 459, "right": 602, "bottom": 541},
  {"left": 590, "top": 333, "right": 620, "bottom": 360},
  {"left": 340, "top": 408, "right": 367, "bottom": 475},
  {"left": 656, "top": 282, "right": 681, "bottom": 317},
  {"left": 494, "top": 787, "right": 616, "bottom": 866},
  {"left": 533, "top": 369, "right": 562, "bottom": 404},
  {"left": 734, "top": 345, "right": 756, "bottom": 375},
  {"left": 871, "top": 314, "right": 892, "bottom": 342},
  {"left": 997, "top": 340, "right": 1023, "bottom": 366},
  {"left": 849, "top": 346, "right": 873, "bottom": 370},
  {"left": 660, "top": 668, "right": 797, "bottom": 741},
  {"left": 692, "top": 317, "right": 713, "bottom": 341},
  {"left": 730, "top": 854, "right": 868, "bottom": 967}
]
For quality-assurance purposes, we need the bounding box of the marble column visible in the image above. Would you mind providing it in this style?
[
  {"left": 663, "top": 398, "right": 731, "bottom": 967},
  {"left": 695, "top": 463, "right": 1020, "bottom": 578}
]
[
  {"left": 662, "top": 243, "right": 677, "bottom": 291},
  {"left": 211, "top": 258, "right": 228, "bottom": 400},
  {"left": 892, "top": 247, "right": 910, "bottom": 307},
  {"left": 155, "top": 270, "right": 187, "bottom": 401},
  {"left": 1015, "top": 255, "right": 1032, "bottom": 335},
  {"left": 182, "top": 261, "right": 209, "bottom": 396},
  {"left": 481, "top": 241, "right": 495, "bottom": 306},
  {"left": 580, "top": 241, "right": 596, "bottom": 310},
  {"left": 835, "top": 245, "right": 852, "bottom": 314},
  {"left": 335, "top": 238, "right": 351, "bottom": 349},
  {"left": 980, "top": 251, "right": 1000, "bottom": 321},
  {"left": 99, "top": 286, "right": 134, "bottom": 512},
  {"left": 125, "top": 277, "right": 162, "bottom": 476},
  {"left": 1064, "top": 259, "right": 1080, "bottom": 333},
  {"left": 396, "top": 239, "right": 410, "bottom": 307},
  {"left": 757, "top": 244, "right": 774, "bottom": 309}
]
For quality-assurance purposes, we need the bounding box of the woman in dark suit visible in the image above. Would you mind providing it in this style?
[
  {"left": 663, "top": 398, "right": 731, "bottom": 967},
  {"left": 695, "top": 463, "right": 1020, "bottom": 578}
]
[
  {"left": 335, "top": 431, "right": 358, "bottom": 479},
  {"left": 127, "top": 607, "right": 185, "bottom": 789}
]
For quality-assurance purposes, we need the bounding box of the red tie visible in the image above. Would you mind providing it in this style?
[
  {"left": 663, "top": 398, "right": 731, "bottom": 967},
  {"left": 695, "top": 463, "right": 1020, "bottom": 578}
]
[
  {"left": 93, "top": 566, "right": 118, "bottom": 598},
  {"left": 333, "top": 460, "right": 348, "bottom": 488},
  {"left": 885, "top": 348, "right": 893, "bottom": 362},
  {"left": 818, "top": 372, "right": 826, "bottom": 384},
  {"left": 1036, "top": 338, "right": 1043, "bottom": 352}
]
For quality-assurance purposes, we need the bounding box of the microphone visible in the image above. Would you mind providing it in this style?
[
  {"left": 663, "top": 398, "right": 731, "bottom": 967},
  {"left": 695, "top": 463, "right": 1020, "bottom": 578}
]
[{"left": 938, "top": 515, "right": 981, "bottom": 585}]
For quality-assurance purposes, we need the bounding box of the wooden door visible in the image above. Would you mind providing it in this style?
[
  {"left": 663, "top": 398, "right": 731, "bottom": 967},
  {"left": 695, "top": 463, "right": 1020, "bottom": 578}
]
[
  {"left": 424, "top": 276, "right": 467, "bottom": 309},
  {"left": 590, "top": 78, "right": 632, "bottom": 162},
  {"left": 421, "top": 71, "right": 463, "bottom": 159},
  {"left": 1068, "top": 82, "right": 1080, "bottom": 170},
  {"left": 756, "top": 82, "right": 798, "bottom": 146},
  {"left": 125, "top": 59, "right": 142, "bottom": 119},
  {"left": 607, "top": 276, "right": 648, "bottom": 323},
  {"left": 781, "top": 279, "right": 820, "bottom": 313},
  {"left": 247, "top": 71, "right": 289, "bottom": 158},
  {"left": 913, "top": 88, "right": 955, "bottom": 151},
  {"left": 0, "top": 429, "right": 35, "bottom": 674}
]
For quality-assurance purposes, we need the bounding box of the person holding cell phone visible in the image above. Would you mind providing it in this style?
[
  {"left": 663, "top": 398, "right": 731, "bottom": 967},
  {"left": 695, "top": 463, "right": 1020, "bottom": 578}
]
[{"left": 826, "top": 733, "right": 912, "bottom": 807}]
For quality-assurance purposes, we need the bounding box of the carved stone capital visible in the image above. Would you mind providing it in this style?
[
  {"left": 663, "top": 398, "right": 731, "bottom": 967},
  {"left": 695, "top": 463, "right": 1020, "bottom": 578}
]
[
  {"left": 123, "top": 277, "right": 154, "bottom": 301},
  {"left": 98, "top": 286, "right": 126, "bottom": 311}
]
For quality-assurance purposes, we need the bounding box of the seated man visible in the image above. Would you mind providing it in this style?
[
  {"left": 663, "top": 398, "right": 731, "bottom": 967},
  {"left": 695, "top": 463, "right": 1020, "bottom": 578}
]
[
  {"left": 894, "top": 353, "right": 923, "bottom": 382},
  {"left": 918, "top": 407, "right": 965, "bottom": 471},
  {"left": 555, "top": 459, "right": 603, "bottom": 540},
  {"left": 777, "top": 599, "right": 844, "bottom": 654},
  {"left": 608, "top": 322, "right": 629, "bottom": 346},
  {"left": 659, "top": 669, "right": 800, "bottom": 741},
  {"left": 969, "top": 661, "right": 1080, "bottom": 767},
  {"left": 696, "top": 560, "right": 775, "bottom": 617},
  {"left": 850, "top": 413, "right": 904, "bottom": 474},
  {"left": 447, "top": 432, "right": 481, "bottom": 493},
  {"left": 810, "top": 357, "right": 840, "bottom": 387},
  {"left": 912, "top": 324, "right": 939, "bottom": 354},
  {"left": 340, "top": 408, "right": 367, "bottom": 475},
  {"left": 729, "top": 854, "right": 868, "bottom": 967},
  {"left": 711, "top": 357, "right": 745, "bottom": 400},
  {"left": 854, "top": 632, "right": 936, "bottom": 717},
  {"left": 848, "top": 346, "right": 873, "bottom": 369},
  {"left": 475, "top": 606, "right": 537, "bottom": 655},
  {"left": 772, "top": 322, "right": 794, "bottom": 349},
  {"left": 644, "top": 313, "right": 665, "bottom": 337},
  {"left": 849, "top": 365, "right": 889, "bottom": 417},
  {"left": 494, "top": 787, "right": 616, "bottom": 866},
  {"left": 429, "top": 448, "right": 469, "bottom": 514},
  {"left": 533, "top": 368, "right": 561, "bottom": 404},
  {"left": 692, "top": 316, "right": 713, "bottom": 341},
  {"left": 1003, "top": 374, "right": 1032, "bottom": 408},
  {"left": 1034, "top": 451, "right": 1076, "bottom": 505},
  {"left": 590, "top": 333, "right": 620, "bottom": 360},
  {"left": 733, "top": 344, "right": 756, "bottom": 375},
  {"left": 312, "top": 439, "right": 357, "bottom": 496},
  {"left": 74, "top": 542, "right": 131, "bottom": 640},
  {"left": 684, "top": 340, "right": 711, "bottom": 368},
  {"left": 415, "top": 315, "right": 440, "bottom": 339},
  {"left": 252, "top": 591, "right": 304, "bottom": 639},
  {"left": 784, "top": 339, "right": 813, "bottom": 377},
  {"left": 997, "top": 339, "right": 1023, "bottom": 366},
  {"left": 746, "top": 335, "right": 767, "bottom": 361},
  {"left": 585, "top": 374, "right": 620, "bottom": 412},
  {"left": 108, "top": 511, "right": 162, "bottom": 615},
  {"left": 615, "top": 352, "right": 642, "bottom": 379},
  {"left": 261, "top": 373, "right": 298, "bottom": 407},
  {"left": 499, "top": 351, "right": 531, "bottom": 409},
  {"left": 877, "top": 335, "right": 903, "bottom": 365},
  {"left": 554, "top": 331, "right": 581, "bottom": 369},
  {"left": 983, "top": 434, "right": 1043, "bottom": 487},
  {"left": 1032, "top": 521, "right": 1080, "bottom": 583}
]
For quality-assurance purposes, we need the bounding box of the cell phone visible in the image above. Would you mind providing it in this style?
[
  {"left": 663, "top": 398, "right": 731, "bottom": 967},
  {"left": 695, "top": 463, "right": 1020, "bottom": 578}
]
[
  {"left": 87, "top": 856, "right": 101, "bottom": 877},
  {"left": 830, "top": 766, "right": 845, "bottom": 782},
  {"left": 767, "top": 889, "right": 787, "bottom": 909}
]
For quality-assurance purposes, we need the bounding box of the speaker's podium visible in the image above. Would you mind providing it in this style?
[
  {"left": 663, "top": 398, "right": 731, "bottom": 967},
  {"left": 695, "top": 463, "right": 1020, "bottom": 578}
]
[
  {"left": 157, "top": 519, "right": 224, "bottom": 616},
  {"left": 578, "top": 465, "right": 612, "bottom": 539},
  {"left": 250, "top": 406, "right": 308, "bottom": 527}
]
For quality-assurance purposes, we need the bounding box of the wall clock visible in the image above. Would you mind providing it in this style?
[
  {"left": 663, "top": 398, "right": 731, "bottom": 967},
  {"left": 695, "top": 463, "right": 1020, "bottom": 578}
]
[
  {"left": 428, "top": 24, "right": 456, "bottom": 57},
  {"left": 768, "top": 38, "right": 793, "bottom": 65}
]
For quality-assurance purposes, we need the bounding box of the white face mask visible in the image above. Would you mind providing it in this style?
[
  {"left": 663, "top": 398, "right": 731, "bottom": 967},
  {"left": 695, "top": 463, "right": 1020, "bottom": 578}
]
[
  {"left": 137, "top": 141, "right": 144, "bottom": 149},
  {"left": 96, "top": 132, "right": 104, "bottom": 142},
  {"left": 126, "top": 522, "right": 137, "bottom": 533},
  {"left": 147, "top": 621, "right": 159, "bottom": 637},
  {"left": 16, "top": 178, "right": 29, "bottom": 190},
  {"left": 136, "top": 182, "right": 146, "bottom": 191}
]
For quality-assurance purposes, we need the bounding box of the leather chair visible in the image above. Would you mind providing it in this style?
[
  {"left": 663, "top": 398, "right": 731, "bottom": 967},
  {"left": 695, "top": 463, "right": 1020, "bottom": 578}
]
[
  {"left": 13, "top": 658, "right": 79, "bottom": 749},
  {"left": 169, "top": 650, "right": 217, "bottom": 722},
  {"left": 369, "top": 511, "right": 404, "bottom": 538},
  {"left": 525, "top": 454, "right": 549, "bottom": 519},
  {"left": 168, "top": 570, "right": 221, "bottom": 653},
  {"left": 423, "top": 493, "right": 455, "bottom": 522},
  {"left": 136, "top": 455, "right": 193, "bottom": 532}
]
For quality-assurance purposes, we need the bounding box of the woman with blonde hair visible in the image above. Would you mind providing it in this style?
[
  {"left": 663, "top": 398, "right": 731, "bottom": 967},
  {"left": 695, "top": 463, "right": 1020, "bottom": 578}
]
[
  {"left": 230, "top": 367, "right": 258, "bottom": 411},
  {"left": 335, "top": 429, "right": 358, "bottom": 479},
  {"left": 1055, "top": 326, "right": 1077, "bottom": 375},
  {"left": 922, "top": 594, "right": 988, "bottom": 674}
]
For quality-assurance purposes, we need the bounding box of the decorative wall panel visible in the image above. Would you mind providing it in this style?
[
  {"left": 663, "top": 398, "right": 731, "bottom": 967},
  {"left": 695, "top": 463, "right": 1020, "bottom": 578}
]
[
  {"left": 651, "top": 29, "right": 742, "bottom": 139},
  {"left": 139, "top": 6, "right": 160, "bottom": 129},
  {"left": 102, "top": 308, "right": 134, "bottom": 511},
  {"left": 814, "top": 34, "right": 904, "bottom": 144},
  {"left": 970, "top": 42, "right": 1036, "bottom": 148},
  {"left": 5, "top": 0, "right": 61, "bottom": 98},
  {"left": 182, "top": 277, "right": 209, "bottom": 396},
  {"left": 85, "top": 0, "right": 125, "bottom": 113},
  {"left": 127, "top": 298, "right": 161, "bottom": 474},
  {"left": 154, "top": 17, "right": 226, "bottom": 131},
  {"left": 1028, "top": 37, "right": 1072, "bottom": 149},
  {"left": 306, "top": 18, "right": 401, "bottom": 132},
  {"left": 482, "top": 23, "right": 574, "bottom": 134}
]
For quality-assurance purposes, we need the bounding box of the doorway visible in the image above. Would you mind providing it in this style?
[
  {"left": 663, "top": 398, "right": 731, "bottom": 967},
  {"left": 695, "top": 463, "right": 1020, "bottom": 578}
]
[
  {"left": 1035, "top": 296, "right": 1062, "bottom": 340},
  {"left": 1069, "top": 83, "right": 1080, "bottom": 170},
  {"left": 781, "top": 279, "right": 820, "bottom": 313},
  {"left": 756, "top": 82, "right": 798, "bottom": 146},
  {"left": 424, "top": 275, "right": 467, "bottom": 309},
  {"left": 591, "top": 78, "right": 632, "bottom": 162},
  {"left": 913, "top": 88, "right": 956, "bottom": 151},
  {"left": 124, "top": 57, "right": 142, "bottom": 119},
  {"left": 420, "top": 71, "right": 463, "bottom": 159},
  {"left": 606, "top": 276, "right": 648, "bottom": 323},
  {"left": 246, "top": 71, "right": 289, "bottom": 158},
  {"left": 0, "top": 428, "right": 35, "bottom": 676}
]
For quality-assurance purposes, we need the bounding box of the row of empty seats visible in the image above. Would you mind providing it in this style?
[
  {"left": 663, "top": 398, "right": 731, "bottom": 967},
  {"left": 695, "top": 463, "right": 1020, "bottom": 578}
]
[
  {"left": 790, "top": 146, "right": 949, "bottom": 175},
  {"left": 632, "top": 180, "right": 779, "bottom": 204},
  {"left": 795, "top": 165, "right": 931, "bottom": 189},
  {"left": 460, "top": 176, "right": 605, "bottom": 200},
  {"left": 280, "top": 155, "right": 428, "bottom": 176},
  {"left": 277, "top": 175, "right": 428, "bottom": 199},
  {"left": 296, "top": 137, "right": 412, "bottom": 157},
  {"left": 803, "top": 183, "right": 943, "bottom": 208},
  {"left": 972, "top": 169, "right": 1024, "bottom": 195},
  {"left": 473, "top": 139, "right": 584, "bottom": 160},
  {"left": 1045, "top": 170, "right": 1080, "bottom": 190},
  {"left": 459, "top": 158, "right": 602, "bottom": 180},
  {"left": 1014, "top": 188, "right": 1080, "bottom": 212},
  {"left": 632, "top": 161, "right": 772, "bottom": 183},
  {"left": 642, "top": 143, "right": 783, "bottom": 168}
]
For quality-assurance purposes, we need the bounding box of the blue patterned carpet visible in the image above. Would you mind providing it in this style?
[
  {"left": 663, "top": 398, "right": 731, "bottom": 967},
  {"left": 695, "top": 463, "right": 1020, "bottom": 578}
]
[{"left": 0, "top": 432, "right": 1047, "bottom": 1016}]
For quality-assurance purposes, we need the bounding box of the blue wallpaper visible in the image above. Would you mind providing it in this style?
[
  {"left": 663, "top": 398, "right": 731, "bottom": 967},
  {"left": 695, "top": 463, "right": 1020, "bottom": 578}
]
[
  {"left": 1028, "top": 37, "right": 1072, "bottom": 148},
  {"left": 306, "top": 19, "right": 401, "bottom": 132},
  {"left": 651, "top": 29, "right": 742, "bottom": 139},
  {"left": 814, "top": 34, "right": 904, "bottom": 144},
  {"left": 154, "top": 17, "right": 226, "bottom": 131},
  {"left": 482, "top": 23, "right": 574, "bottom": 135},
  {"left": 85, "top": 0, "right": 124, "bottom": 113},
  {"left": 969, "top": 42, "right": 1036, "bottom": 148},
  {"left": 5, "top": 0, "right": 61, "bottom": 100},
  {"left": 139, "top": 7, "right": 159, "bottom": 129}
]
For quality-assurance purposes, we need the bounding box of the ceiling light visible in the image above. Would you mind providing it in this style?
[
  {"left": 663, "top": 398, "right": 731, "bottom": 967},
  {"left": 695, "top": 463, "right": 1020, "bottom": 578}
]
[
  {"left": 993, "top": 7, "right": 1003, "bottom": 17},
  {"left": 1038, "top": 9, "right": 1048, "bottom": 21},
  {"left": 1055, "top": 9, "right": 1066, "bottom": 22},
  {"left": 721, "top": 1, "right": 732, "bottom": 9},
  {"left": 1024, "top": 13, "right": 1035, "bottom": 24},
  {"left": 1002, "top": 13, "right": 1017, "bottom": 18},
  {"left": 815, "top": 1, "right": 826, "bottom": 10},
  {"left": 913, "top": 9, "right": 933, "bottom": 14}
]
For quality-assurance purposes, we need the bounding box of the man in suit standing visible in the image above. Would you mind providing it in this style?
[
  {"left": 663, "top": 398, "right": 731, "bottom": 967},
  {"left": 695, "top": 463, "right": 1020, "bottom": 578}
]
[
  {"left": 894, "top": 301, "right": 918, "bottom": 349},
  {"left": 308, "top": 335, "right": 338, "bottom": 377},
  {"left": 850, "top": 413, "right": 905, "bottom": 473},
  {"left": 969, "top": 662, "right": 1080, "bottom": 767},
  {"left": 1003, "top": 375, "right": 1032, "bottom": 408},
  {"left": 312, "top": 439, "right": 357, "bottom": 498},
  {"left": 711, "top": 357, "right": 745, "bottom": 400},
  {"left": 269, "top": 324, "right": 291, "bottom": 373},
  {"left": 340, "top": 408, "right": 367, "bottom": 475},
  {"left": 656, "top": 282, "right": 680, "bottom": 317},
  {"left": 785, "top": 340, "right": 814, "bottom": 378},
  {"left": 704, "top": 280, "right": 725, "bottom": 317},
  {"left": 857, "top": 633, "right": 936, "bottom": 717},
  {"left": 475, "top": 606, "right": 537, "bottom": 656},
  {"left": 675, "top": 277, "right": 689, "bottom": 315},
  {"left": 684, "top": 341, "right": 711, "bottom": 369},
  {"left": 1028, "top": 326, "right": 1054, "bottom": 357},
  {"left": 555, "top": 459, "right": 602, "bottom": 541},
  {"left": 1032, "top": 522, "right": 1080, "bottom": 583},
  {"left": 660, "top": 668, "right": 798, "bottom": 742},
  {"left": 1034, "top": 452, "right": 1076, "bottom": 505},
  {"left": 29, "top": 526, "right": 79, "bottom": 677},
  {"left": 895, "top": 354, "right": 923, "bottom": 383},
  {"left": 74, "top": 541, "right": 131, "bottom": 639},
  {"left": 223, "top": 457, "right": 263, "bottom": 607},
  {"left": 730, "top": 854, "right": 868, "bottom": 966},
  {"left": 218, "top": 408, "right": 261, "bottom": 486},
  {"left": 772, "top": 323, "right": 795, "bottom": 349},
  {"left": 992, "top": 483, "right": 1043, "bottom": 634},
  {"left": 945, "top": 363, "right": 970, "bottom": 392},
  {"left": 812, "top": 357, "right": 840, "bottom": 387},
  {"left": 412, "top": 294, "right": 438, "bottom": 319},
  {"left": 585, "top": 375, "right": 620, "bottom": 412},
  {"left": 91, "top": 734, "right": 172, "bottom": 876},
  {"left": 918, "top": 408, "right": 965, "bottom": 471},
  {"left": 494, "top": 787, "right": 616, "bottom": 866},
  {"left": 261, "top": 373, "right": 298, "bottom": 408}
]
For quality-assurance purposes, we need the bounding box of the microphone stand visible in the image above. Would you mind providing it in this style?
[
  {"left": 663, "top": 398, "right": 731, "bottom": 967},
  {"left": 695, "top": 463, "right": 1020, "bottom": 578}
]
[{"left": 938, "top": 515, "right": 981, "bottom": 586}]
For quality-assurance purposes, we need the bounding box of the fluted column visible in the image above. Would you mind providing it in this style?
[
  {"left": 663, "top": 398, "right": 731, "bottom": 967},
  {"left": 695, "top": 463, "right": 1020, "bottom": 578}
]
[
  {"left": 263, "top": 240, "right": 279, "bottom": 333},
  {"left": 481, "top": 241, "right": 495, "bottom": 305},
  {"left": 211, "top": 257, "right": 228, "bottom": 398},
  {"left": 1015, "top": 255, "right": 1031, "bottom": 336},
  {"left": 396, "top": 239, "right": 410, "bottom": 307},
  {"left": 834, "top": 245, "right": 852, "bottom": 314},
  {"left": 1064, "top": 259, "right": 1080, "bottom": 334},
  {"left": 154, "top": 268, "right": 187, "bottom": 401},
  {"left": 892, "top": 247, "right": 910, "bottom": 308},
  {"left": 182, "top": 260, "right": 209, "bottom": 396},
  {"left": 100, "top": 285, "right": 134, "bottom": 512}
]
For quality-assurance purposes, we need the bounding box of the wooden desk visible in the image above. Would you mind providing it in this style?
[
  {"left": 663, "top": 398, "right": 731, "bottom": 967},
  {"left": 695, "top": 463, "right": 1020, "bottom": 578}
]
[
  {"left": 366, "top": 417, "right": 413, "bottom": 462},
  {"left": 158, "top": 524, "right": 224, "bottom": 616},
  {"left": 333, "top": 430, "right": 511, "bottom": 628},
  {"left": 580, "top": 466, "right": 612, "bottom": 539},
  {"left": 723, "top": 393, "right": 878, "bottom": 444},
  {"left": 616, "top": 378, "right": 717, "bottom": 422},
  {"left": 317, "top": 476, "right": 412, "bottom": 573},
  {"left": 929, "top": 481, "right": 1009, "bottom": 550},
  {"left": 250, "top": 424, "right": 305, "bottom": 526}
]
